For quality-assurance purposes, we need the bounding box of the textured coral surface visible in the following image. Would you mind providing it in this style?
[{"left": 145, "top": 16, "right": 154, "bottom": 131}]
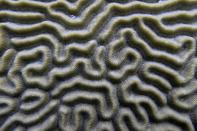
[{"left": 0, "top": 0, "right": 197, "bottom": 131}]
